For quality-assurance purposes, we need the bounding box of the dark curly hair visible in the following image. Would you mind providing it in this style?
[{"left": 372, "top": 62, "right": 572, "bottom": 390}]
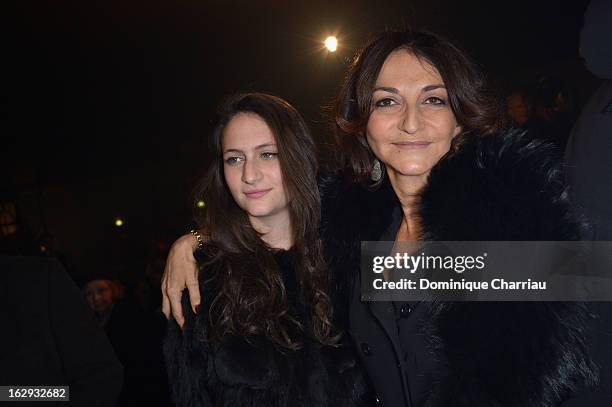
[
  {"left": 194, "top": 93, "right": 336, "bottom": 350},
  {"left": 332, "top": 30, "right": 502, "bottom": 185}
]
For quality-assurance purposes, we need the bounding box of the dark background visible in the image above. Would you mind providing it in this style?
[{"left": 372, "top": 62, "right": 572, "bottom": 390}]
[{"left": 2, "top": 0, "right": 599, "bottom": 278}]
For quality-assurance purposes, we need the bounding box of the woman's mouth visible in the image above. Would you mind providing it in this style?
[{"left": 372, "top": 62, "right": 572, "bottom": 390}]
[
  {"left": 392, "top": 141, "right": 432, "bottom": 149},
  {"left": 244, "top": 189, "right": 271, "bottom": 198}
]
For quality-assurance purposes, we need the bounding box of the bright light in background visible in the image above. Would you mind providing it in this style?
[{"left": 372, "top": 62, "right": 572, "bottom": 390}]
[
  {"left": 196, "top": 200, "right": 205, "bottom": 208},
  {"left": 324, "top": 36, "right": 338, "bottom": 52},
  {"left": 114, "top": 218, "right": 124, "bottom": 227}
]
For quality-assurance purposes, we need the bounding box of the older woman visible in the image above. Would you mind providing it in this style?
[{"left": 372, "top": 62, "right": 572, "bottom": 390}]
[{"left": 163, "top": 32, "right": 603, "bottom": 406}]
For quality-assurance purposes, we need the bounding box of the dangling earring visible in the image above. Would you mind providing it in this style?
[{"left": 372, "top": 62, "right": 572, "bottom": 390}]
[{"left": 371, "top": 159, "right": 383, "bottom": 182}]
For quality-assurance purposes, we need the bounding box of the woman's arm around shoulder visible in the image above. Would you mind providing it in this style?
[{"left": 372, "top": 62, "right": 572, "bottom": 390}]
[{"left": 162, "top": 233, "right": 202, "bottom": 327}]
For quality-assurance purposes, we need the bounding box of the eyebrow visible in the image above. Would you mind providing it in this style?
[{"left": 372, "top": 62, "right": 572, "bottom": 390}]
[
  {"left": 223, "top": 142, "right": 277, "bottom": 154},
  {"left": 423, "top": 84, "right": 446, "bottom": 92},
  {"left": 372, "top": 84, "right": 446, "bottom": 93}
]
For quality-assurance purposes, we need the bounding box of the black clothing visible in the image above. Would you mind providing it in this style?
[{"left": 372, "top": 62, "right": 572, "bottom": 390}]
[
  {"left": 164, "top": 249, "right": 374, "bottom": 407},
  {"left": 579, "top": 0, "right": 612, "bottom": 80},
  {"left": 0, "top": 256, "right": 123, "bottom": 407},
  {"left": 564, "top": 0, "right": 612, "bottom": 240},
  {"left": 104, "top": 299, "right": 170, "bottom": 406},
  {"left": 322, "top": 130, "right": 611, "bottom": 406},
  {"left": 565, "top": 80, "right": 612, "bottom": 240},
  {"left": 523, "top": 114, "right": 573, "bottom": 151}
]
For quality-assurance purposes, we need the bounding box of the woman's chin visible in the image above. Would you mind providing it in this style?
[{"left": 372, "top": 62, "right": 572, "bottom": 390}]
[
  {"left": 390, "top": 163, "right": 432, "bottom": 178},
  {"left": 245, "top": 206, "right": 284, "bottom": 219},
  {"left": 246, "top": 209, "right": 272, "bottom": 219}
]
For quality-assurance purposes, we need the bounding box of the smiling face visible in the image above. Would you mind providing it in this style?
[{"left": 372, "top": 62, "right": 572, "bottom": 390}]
[
  {"left": 222, "top": 112, "right": 290, "bottom": 225},
  {"left": 84, "top": 279, "right": 115, "bottom": 315},
  {"left": 366, "top": 49, "right": 461, "bottom": 187}
]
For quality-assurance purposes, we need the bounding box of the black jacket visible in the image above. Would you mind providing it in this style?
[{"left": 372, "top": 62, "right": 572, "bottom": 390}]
[
  {"left": 564, "top": 0, "right": 612, "bottom": 240},
  {"left": 0, "top": 256, "right": 124, "bottom": 407},
  {"left": 322, "top": 130, "right": 612, "bottom": 407},
  {"left": 164, "top": 249, "right": 374, "bottom": 407}
]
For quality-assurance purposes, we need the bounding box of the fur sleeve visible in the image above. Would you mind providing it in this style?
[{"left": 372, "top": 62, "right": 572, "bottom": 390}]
[{"left": 163, "top": 293, "right": 215, "bottom": 407}]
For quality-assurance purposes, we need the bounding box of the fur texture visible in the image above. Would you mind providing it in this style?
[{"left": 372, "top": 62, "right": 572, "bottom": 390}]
[
  {"left": 321, "top": 129, "right": 599, "bottom": 406},
  {"left": 164, "top": 258, "right": 374, "bottom": 407}
]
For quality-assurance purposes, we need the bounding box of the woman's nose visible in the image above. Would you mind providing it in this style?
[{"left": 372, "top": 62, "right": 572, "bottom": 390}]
[
  {"left": 399, "top": 105, "right": 421, "bottom": 134},
  {"left": 241, "top": 159, "right": 262, "bottom": 184}
]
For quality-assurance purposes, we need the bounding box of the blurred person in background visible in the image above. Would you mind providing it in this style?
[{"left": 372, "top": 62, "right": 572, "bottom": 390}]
[
  {"left": 0, "top": 256, "right": 123, "bottom": 406},
  {"left": 565, "top": 0, "right": 612, "bottom": 241},
  {"left": 506, "top": 88, "right": 532, "bottom": 127},
  {"left": 83, "top": 276, "right": 123, "bottom": 327},
  {"left": 81, "top": 271, "right": 169, "bottom": 406},
  {"left": 530, "top": 75, "right": 575, "bottom": 150},
  {"left": 564, "top": 2, "right": 612, "bottom": 403}
]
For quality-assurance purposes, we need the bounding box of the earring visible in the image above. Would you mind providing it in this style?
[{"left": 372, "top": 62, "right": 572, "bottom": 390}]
[{"left": 371, "top": 159, "right": 383, "bottom": 182}]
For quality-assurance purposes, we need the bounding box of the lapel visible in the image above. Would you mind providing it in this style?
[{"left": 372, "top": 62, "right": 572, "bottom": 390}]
[{"left": 366, "top": 204, "right": 403, "bottom": 347}]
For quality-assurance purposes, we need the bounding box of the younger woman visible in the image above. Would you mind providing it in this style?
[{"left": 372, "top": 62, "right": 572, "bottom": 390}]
[{"left": 163, "top": 93, "right": 372, "bottom": 407}]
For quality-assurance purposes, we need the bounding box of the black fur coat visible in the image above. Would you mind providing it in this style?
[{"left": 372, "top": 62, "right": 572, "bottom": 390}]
[
  {"left": 164, "top": 250, "right": 374, "bottom": 407},
  {"left": 321, "top": 130, "right": 605, "bottom": 406}
]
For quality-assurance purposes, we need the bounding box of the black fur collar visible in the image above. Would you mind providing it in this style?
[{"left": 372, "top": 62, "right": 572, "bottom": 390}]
[
  {"left": 421, "top": 131, "right": 597, "bottom": 406},
  {"left": 420, "top": 129, "right": 584, "bottom": 241}
]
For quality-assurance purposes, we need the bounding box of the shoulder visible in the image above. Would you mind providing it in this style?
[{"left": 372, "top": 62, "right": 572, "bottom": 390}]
[
  {"left": 420, "top": 129, "right": 584, "bottom": 240},
  {"left": 319, "top": 172, "right": 398, "bottom": 244},
  {"left": 194, "top": 243, "right": 229, "bottom": 287}
]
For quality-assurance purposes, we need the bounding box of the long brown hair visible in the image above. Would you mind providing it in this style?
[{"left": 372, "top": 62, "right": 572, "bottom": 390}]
[
  {"left": 332, "top": 30, "right": 502, "bottom": 185},
  {"left": 194, "top": 93, "right": 335, "bottom": 349}
]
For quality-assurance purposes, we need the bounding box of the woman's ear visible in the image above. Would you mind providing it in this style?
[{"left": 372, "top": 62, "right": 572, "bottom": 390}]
[{"left": 454, "top": 124, "right": 462, "bottom": 137}]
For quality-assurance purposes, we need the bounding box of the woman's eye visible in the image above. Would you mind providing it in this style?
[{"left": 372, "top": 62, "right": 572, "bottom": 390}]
[
  {"left": 374, "top": 98, "right": 398, "bottom": 108},
  {"left": 225, "top": 156, "right": 244, "bottom": 165},
  {"left": 260, "top": 152, "right": 278, "bottom": 160},
  {"left": 424, "top": 96, "right": 446, "bottom": 105}
]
